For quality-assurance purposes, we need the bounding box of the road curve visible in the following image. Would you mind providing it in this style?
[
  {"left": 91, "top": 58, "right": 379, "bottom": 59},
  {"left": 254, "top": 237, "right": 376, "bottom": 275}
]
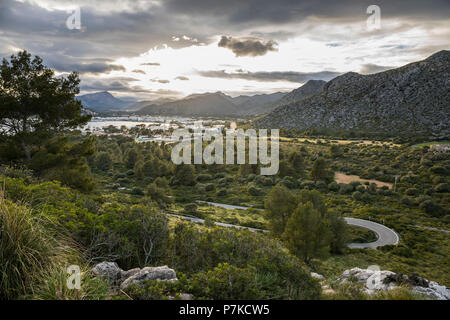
[
  {"left": 344, "top": 217, "right": 399, "bottom": 249},
  {"left": 172, "top": 202, "right": 400, "bottom": 249}
]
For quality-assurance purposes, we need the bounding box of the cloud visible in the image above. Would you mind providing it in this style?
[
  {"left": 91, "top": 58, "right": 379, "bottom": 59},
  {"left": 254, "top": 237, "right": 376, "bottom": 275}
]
[
  {"left": 45, "top": 58, "right": 126, "bottom": 74},
  {"left": 175, "top": 76, "right": 189, "bottom": 80},
  {"left": 218, "top": 36, "right": 278, "bottom": 57},
  {"left": 132, "top": 69, "right": 146, "bottom": 74},
  {"left": 140, "top": 62, "right": 160, "bottom": 66},
  {"left": 151, "top": 79, "right": 170, "bottom": 84},
  {"left": 198, "top": 69, "right": 340, "bottom": 82},
  {"left": 360, "top": 63, "right": 394, "bottom": 74}
]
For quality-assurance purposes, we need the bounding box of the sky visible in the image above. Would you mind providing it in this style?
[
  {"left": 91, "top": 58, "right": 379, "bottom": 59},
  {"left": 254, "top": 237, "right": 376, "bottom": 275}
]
[{"left": 0, "top": 0, "right": 449, "bottom": 101}]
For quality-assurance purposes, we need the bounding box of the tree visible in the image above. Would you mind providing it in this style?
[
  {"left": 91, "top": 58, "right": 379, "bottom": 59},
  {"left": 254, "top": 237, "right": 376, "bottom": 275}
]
[
  {"left": 330, "top": 145, "right": 342, "bottom": 157},
  {"left": 310, "top": 158, "right": 328, "bottom": 181},
  {"left": 0, "top": 51, "right": 90, "bottom": 161},
  {"left": 288, "top": 151, "right": 304, "bottom": 172},
  {"left": 264, "top": 185, "right": 298, "bottom": 236},
  {"left": 283, "top": 203, "right": 331, "bottom": 264},
  {"left": 124, "top": 148, "right": 139, "bottom": 169},
  {"left": 94, "top": 152, "right": 112, "bottom": 171},
  {"left": 327, "top": 210, "right": 348, "bottom": 254},
  {"left": 174, "top": 164, "right": 196, "bottom": 186}
]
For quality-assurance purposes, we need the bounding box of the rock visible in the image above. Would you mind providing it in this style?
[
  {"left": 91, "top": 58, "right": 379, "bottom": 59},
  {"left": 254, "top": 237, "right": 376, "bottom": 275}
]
[
  {"left": 120, "top": 266, "right": 178, "bottom": 290},
  {"left": 311, "top": 272, "right": 325, "bottom": 280},
  {"left": 413, "top": 281, "right": 450, "bottom": 300},
  {"left": 255, "top": 50, "right": 450, "bottom": 138},
  {"left": 168, "top": 293, "right": 194, "bottom": 300},
  {"left": 338, "top": 267, "right": 450, "bottom": 300},
  {"left": 120, "top": 268, "right": 140, "bottom": 281},
  {"left": 92, "top": 262, "right": 123, "bottom": 283},
  {"left": 339, "top": 267, "right": 396, "bottom": 293}
]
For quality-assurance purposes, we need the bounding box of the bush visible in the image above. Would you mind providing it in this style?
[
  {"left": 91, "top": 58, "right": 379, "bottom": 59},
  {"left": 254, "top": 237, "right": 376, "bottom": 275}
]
[
  {"left": 205, "top": 183, "right": 215, "bottom": 192},
  {"left": 419, "top": 200, "right": 445, "bottom": 217},
  {"left": 339, "top": 183, "right": 354, "bottom": 194},
  {"left": 0, "top": 198, "right": 73, "bottom": 299},
  {"left": 184, "top": 203, "right": 198, "bottom": 215},
  {"left": 434, "top": 183, "right": 450, "bottom": 193},
  {"left": 352, "top": 191, "right": 362, "bottom": 201},
  {"left": 29, "top": 266, "right": 109, "bottom": 300},
  {"left": 248, "top": 184, "right": 262, "bottom": 196},
  {"left": 280, "top": 176, "right": 298, "bottom": 189},
  {"left": 405, "top": 188, "right": 419, "bottom": 196},
  {"left": 197, "top": 174, "right": 213, "bottom": 182},
  {"left": 217, "top": 189, "right": 227, "bottom": 197},
  {"left": 171, "top": 224, "right": 321, "bottom": 299},
  {"left": 131, "top": 187, "right": 144, "bottom": 195},
  {"left": 328, "top": 182, "right": 339, "bottom": 192},
  {"left": 187, "top": 263, "right": 261, "bottom": 299}
]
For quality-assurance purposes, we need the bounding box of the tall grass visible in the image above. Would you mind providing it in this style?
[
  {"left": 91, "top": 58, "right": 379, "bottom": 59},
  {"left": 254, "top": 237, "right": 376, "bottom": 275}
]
[{"left": 0, "top": 190, "right": 100, "bottom": 299}]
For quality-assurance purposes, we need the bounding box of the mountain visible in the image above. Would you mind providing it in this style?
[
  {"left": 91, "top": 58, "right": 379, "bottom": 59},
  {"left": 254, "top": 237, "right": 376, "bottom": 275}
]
[
  {"left": 136, "top": 92, "right": 240, "bottom": 117},
  {"left": 255, "top": 51, "right": 450, "bottom": 138},
  {"left": 129, "top": 97, "right": 177, "bottom": 111},
  {"left": 77, "top": 91, "right": 132, "bottom": 112},
  {"left": 274, "top": 80, "right": 326, "bottom": 106},
  {"left": 231, "top": 92, "right": 286, "bottom": 115}
]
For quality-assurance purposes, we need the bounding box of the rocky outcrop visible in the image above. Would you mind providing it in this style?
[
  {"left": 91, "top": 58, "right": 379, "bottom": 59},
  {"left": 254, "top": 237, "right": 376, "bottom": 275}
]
[
  {"left": 339, "top": 267, "right": 450, "bottom": 300},
  {"left": 255, "top": 50, "right": 450, "bottom": 138},
  {"left": 120, "top": 266, "right": 178, "bottom": 290},
  {"left": 92, "top": 262, "right": 123, "bottom": 284},
  {"left": 92, "top": 262, "right": 178, "bottom": 290}
]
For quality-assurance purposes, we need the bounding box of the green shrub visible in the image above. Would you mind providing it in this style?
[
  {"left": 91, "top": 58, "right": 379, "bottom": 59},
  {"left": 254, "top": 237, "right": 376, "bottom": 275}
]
[
  {"left": 187, "top": 263, "right": 261, "bottom": 300},
  {"left": 248, "top": 184, "right": 262, "bottom": 196},
  {"left": 0, "top": 198, "right": 73, "bottom": 299},
  {"left": 352, "top": 191, "right": 362, "bottom": 201},
  {"left": 29, "top": 266, "right": 109, "bottom": 300},
  {"left": 434, "top": 183, "right": 450, "bottom": 193},
  {"left": 217, "top": 189, "right": 227, "bottom": 196}
]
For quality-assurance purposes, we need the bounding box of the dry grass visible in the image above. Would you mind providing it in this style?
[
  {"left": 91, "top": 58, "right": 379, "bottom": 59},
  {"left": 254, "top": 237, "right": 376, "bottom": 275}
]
[{"left": 334, "top": 172, "right": 393, "bottom": 189}]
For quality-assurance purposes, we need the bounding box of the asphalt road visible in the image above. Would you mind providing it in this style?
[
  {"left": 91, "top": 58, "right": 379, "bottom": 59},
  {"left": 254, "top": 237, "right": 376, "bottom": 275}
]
[
  {"left": 344, "top": 217, "right": 400, "bottom": 249},
  {"left": 171, "top": 202, "right": 400, "bottom": 249}
]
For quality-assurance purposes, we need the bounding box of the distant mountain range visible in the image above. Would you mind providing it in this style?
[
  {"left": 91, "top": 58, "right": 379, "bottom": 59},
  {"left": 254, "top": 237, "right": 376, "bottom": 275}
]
[
  {"left": 78, "top": 80, "right": 325, "bottom": 117},
  {"left": 78, "top": 51, "right": 449, "bottom": 138},
  {"left": 77, "top": 91, "right": 132, "bottom": 113},
  {"left": 255, "top": 50, "right": 450, "bottom": 138}
]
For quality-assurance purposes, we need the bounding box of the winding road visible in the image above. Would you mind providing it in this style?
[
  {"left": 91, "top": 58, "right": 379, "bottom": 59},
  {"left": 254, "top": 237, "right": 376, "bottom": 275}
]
[{"left": 169, "top": 201, "right": 399, "bottom": 249}]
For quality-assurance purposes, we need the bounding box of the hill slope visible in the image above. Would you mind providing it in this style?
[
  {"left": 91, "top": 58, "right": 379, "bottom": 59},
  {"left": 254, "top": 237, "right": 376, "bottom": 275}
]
[
  {"left": 136, "top": 92, "right": 240, "bottom": 117},
  {"left": 77, "top": 91, "right": 132, "bottom": 112},
  {"left": 255, "top": 51, "right": 450, "bottom": 138}
]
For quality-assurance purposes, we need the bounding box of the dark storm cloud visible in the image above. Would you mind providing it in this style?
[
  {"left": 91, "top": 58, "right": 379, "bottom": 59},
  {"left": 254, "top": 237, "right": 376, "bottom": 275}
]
[
  {"left": 165, "top": 0, "right": 450, "bottom": 23},
  {"left": 50, "top": 61, "right": 126, "bottom": 74},
  {"left": 1, "top": 0, "right": 448, "bottom": 65},
  {"left": 218, "top": 36, "right": 278, "bottom": 57},
  {"left": 360, "top": 63, "right": 394, "bottom": 74},
  {"left": 198, "top": 70, "right": 341, "bottom": 82}
]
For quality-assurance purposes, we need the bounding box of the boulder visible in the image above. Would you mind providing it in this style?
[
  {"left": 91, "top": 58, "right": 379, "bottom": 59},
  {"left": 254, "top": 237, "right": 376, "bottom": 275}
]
[
  {"left": 311, "top": 272, "right": 325, "bottom": 280},
  {"left": 339, "top": 267, "right": 396, "bottom": 293},
  {"left": 120, "top": 266, "right": 178, "bottom": 290},
  {"left": 413, "top": 281, "right": 450, "bottom": 300},
  {"left": 338, "top": 267, "right": 450, "bottom": 300},
  {"left": 92, "top": 262, "right": 123, "bottom": 283}
]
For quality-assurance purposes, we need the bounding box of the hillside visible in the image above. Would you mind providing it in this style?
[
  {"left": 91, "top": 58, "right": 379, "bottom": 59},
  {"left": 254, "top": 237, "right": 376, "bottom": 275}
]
[
  {"left": 136, "top": 92, "right": 241, "bottom": 117},
  {"left": 231, "top": 92, "right": 285, "bottom": 115},
  {"left": 255, "top": 51, "right": 450, "bottom": 138},
  {"left": 77, "top": 91, "right": 133, "bottom": 112}
]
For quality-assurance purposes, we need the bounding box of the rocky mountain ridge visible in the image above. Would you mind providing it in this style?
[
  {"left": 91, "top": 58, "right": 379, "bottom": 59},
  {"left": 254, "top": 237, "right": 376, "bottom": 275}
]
[{"left": 255, "top": 51, "right": 450, "bottom": 138}]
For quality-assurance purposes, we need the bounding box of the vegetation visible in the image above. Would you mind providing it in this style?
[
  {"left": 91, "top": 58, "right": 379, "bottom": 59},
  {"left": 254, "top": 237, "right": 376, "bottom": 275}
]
[{"left": 0, "top": 51, "right": 449, "bottom": 300}]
